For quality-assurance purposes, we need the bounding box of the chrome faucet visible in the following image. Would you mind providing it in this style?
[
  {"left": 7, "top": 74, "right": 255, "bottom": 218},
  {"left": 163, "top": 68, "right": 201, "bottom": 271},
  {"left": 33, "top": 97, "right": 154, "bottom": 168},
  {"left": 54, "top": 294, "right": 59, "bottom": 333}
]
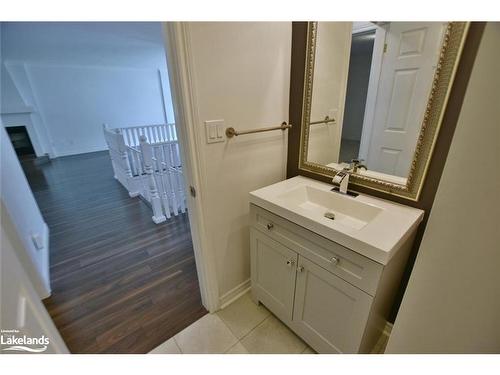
[
  {"left": 332, "top": 169, "right": 350, "bottom": 194},
  {"left": 332, "top": 159, "right": 367, "bottom": 195}
]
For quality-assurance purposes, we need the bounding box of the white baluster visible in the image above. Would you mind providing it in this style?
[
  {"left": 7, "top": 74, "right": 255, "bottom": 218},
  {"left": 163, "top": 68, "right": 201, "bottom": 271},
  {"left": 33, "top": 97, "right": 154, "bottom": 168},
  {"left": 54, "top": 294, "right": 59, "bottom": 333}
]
[
  {"left": 116, "top": 129, "right": 139, "bottom": 198},
  {"left": 123, "top": 128, "right": 131, "bottom": 147},
  {"left": 150, "top": 126, "right": 155, "bottom": 143},
  {"left": 134, "top": 150, "right": 148, "bottom": 200},
  {"left": 177, "top": 166, "right": 186, "bottom": 213},
  {"left": 127, "top": 148, "right": 134, "bottom": 176},
  {"left": 161, "top": 143, "right": 174, "bottom": 215},
  {"left": 154, "top": 147, "right": 172, "bottom": 219},
  {"left": 156, "top": 125, "right": 161, "bottom": 143},
  {"left": 163, "top": 126, "right": 170, "bottom": 142},
  {"left": 160, "top": 125, "right": 166, "bottom": 142},
  {"left": 138, "top": 127, "right": 144, "bottom": 142},
  {"left": 173, "top": 142, "right": 186, "bottom": 213},
  {"left": 103, "top": 123, "right": 119, "bottom": 180},
  {"left": 139, "top": 135, "right": 166, "bottom": 224},
  {"left": 164, "top": 123, "right": 170, "bottom": 142},
  {"left": 171, "top": 123, "right": 177, "bottom": 141},
  {"left": 132, "top": 128, "right": 139, "bottom": 147},
  {"left": 166, "top": 143, "right": 180, "bottom": 216}
]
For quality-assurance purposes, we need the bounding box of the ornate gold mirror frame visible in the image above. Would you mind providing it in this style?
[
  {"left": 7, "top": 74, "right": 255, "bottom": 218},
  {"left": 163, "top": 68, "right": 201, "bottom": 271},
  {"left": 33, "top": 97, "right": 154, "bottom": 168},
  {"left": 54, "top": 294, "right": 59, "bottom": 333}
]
[{"left": 299, "top": 22, "right": 470, "bottom": 201}]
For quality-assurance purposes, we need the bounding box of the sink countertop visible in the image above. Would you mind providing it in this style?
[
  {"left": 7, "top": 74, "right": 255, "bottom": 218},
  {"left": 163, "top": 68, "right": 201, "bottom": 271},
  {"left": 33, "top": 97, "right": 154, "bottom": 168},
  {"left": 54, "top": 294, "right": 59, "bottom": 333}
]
[{"left": 249, "top": 176, "right": 424, "bottom": 265}]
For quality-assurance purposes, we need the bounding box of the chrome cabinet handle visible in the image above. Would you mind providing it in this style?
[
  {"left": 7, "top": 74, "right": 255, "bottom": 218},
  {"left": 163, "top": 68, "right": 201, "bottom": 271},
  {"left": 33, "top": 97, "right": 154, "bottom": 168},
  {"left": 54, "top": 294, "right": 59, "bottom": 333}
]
[
  {"left": 330, "top": 256, "right": 340, "bottom": 266},
  {"left": 286, "top": 259, "right": 295, "bottom": 267},
  {"left": 297, "top": 265, "right": 304, "bottom": 272},
  {"left": 266, "top": 223, "right": 274, "bottom": 230}
]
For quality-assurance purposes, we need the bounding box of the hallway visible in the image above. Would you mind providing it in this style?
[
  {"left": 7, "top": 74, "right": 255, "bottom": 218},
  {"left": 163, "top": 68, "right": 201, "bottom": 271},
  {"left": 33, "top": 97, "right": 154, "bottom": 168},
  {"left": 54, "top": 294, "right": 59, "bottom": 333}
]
[{"left": 21, "top": 151, "right": 207, "bottom": 353}]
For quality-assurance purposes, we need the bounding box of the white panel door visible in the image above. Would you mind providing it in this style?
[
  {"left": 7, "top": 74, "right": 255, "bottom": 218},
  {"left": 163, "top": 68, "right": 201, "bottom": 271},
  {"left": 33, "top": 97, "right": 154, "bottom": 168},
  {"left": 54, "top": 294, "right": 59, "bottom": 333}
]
[
  {"left": 291, "top": 256, "right": 373, "bottom": 353},
  {"left": 250, "top": 228, "right": 298, "bottom": 323},
  {"left": 366, "top": 22, "right": 445, "bottom": 177}
]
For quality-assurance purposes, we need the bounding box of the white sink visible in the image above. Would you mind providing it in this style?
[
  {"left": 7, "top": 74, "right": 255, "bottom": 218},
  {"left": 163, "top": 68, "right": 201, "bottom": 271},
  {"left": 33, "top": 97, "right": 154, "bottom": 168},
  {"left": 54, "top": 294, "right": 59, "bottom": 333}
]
[
  {"left": 276, "top": 185, "right": 382, "bottom": 230},
  {"left": 249, "top": 176, "right": 424, "bottom": 264}
]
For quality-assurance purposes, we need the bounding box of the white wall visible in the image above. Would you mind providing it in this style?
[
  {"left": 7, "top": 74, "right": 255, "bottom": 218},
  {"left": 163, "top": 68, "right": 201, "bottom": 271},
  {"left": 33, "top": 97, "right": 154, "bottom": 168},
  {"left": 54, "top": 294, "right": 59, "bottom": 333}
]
[
  {"left": 185, "top": 22, "right": 291, "bottom": 303},
  {"left": 386, "top": 23, "right": 500, "bottom": 353},
  {"left": 307, "top": 22, "right": 352, "bottom": 165},
  {"left": 1, "top": 22, "right": 174, "bottom": 157}
]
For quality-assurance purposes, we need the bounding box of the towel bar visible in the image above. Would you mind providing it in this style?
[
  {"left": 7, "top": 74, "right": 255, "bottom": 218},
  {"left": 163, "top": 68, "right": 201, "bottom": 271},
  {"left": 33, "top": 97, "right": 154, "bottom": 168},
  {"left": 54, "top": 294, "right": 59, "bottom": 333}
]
[
  {"left": 309, "top": 116, "right": 336, "bottom": 125},
  {"left": 225, "top": 121, "right": 292, "bottom": 138}
]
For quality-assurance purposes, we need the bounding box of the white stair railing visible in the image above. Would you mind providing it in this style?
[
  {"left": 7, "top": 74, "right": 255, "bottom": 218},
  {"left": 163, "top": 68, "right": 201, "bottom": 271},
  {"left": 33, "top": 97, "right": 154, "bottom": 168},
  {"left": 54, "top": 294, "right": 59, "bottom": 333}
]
[
  {"left": 120, "top": 123, "right": 177, "bottom": 147},
  {"left": 126, "top": 145, "right": 148, "bottom": 199},
  {"left": 103, "top": 123, "right": 186, "bottom": 224},
  {"left": 151, "top": 141, "right": 186, "bottom": 219},
  {"left": 103, "top": 124, "right": 135, "bottom": 194},
  {"left": 139, "top": 135, "right": 166, "bottom": 224}
]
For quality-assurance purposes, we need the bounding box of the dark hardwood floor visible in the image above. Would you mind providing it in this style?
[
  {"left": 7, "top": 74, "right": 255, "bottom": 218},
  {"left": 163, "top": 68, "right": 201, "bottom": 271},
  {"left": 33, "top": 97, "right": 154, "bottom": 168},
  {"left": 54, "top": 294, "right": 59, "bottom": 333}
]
[{"left": 21, "top": 151, "right": 207, "bottom": 353}]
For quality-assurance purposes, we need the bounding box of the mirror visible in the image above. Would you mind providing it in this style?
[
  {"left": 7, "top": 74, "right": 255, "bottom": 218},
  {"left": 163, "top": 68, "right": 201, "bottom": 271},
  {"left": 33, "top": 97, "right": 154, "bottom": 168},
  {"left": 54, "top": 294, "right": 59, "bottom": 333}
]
[{"left": 300, "top": 22, "right": 469, "bottom": 200}]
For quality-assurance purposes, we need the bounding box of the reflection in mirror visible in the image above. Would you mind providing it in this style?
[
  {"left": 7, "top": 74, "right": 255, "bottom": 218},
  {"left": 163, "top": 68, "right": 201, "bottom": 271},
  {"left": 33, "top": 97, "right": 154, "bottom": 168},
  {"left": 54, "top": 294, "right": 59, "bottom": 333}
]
[{"left": 306, "top": 22, "right": 447, "bottom": 184}]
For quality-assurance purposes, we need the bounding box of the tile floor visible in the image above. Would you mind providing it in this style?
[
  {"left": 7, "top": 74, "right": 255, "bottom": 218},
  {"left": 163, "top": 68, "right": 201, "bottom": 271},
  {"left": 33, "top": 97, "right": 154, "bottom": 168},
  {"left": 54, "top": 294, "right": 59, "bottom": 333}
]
[{"left": 149, "top": 291, "right": 390, "bottom": 354}]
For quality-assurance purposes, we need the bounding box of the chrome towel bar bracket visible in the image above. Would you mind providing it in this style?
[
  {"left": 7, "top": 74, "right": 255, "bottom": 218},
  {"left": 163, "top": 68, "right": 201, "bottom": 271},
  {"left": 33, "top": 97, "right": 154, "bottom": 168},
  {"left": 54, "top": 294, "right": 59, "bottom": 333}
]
[{"left": 225, "top": 121, "right": 292, "bottom": 138}]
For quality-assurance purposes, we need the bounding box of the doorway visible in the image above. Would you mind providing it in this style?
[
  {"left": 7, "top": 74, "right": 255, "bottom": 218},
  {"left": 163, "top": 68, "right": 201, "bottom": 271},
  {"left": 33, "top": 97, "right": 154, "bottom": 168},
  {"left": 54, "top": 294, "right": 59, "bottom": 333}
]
[
  {"left": 340, "top": 29, "right": 376, "bottom": 163},
  {"left": 0, "top": 22, "right": 208, "bottom": 353}
]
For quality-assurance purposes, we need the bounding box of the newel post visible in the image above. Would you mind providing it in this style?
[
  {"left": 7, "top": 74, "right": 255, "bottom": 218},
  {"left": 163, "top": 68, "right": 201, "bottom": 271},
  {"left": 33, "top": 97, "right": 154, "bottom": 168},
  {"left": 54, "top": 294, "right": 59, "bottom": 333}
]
[
  {"left": 116, "top": 129, "right": 133, "bottom": 176},
  {"left": 102, "top": 123, "right": 115, "bottom": 177},
  {"left": 116, "top": 129, "right": 141, "bottom": 198},
  {"left": 139, "top": 135, "right": 166, "bottom": 224}
]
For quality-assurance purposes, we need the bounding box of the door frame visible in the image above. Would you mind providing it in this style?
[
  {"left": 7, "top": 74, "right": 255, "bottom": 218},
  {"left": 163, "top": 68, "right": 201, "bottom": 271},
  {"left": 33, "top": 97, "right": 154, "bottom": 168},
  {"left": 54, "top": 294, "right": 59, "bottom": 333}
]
[
  {"left": 162, "top": 22, "right": 220, "bottom": 313},
  {"left": 358, "top": 23, "right": 387, "bottom": 162}
]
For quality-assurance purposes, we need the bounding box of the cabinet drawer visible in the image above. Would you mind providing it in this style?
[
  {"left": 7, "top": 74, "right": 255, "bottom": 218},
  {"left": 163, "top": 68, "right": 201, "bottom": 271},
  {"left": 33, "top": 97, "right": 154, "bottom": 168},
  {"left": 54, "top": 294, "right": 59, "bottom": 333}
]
[{"left": 250, "top": 204, "right": 383, "bottom": 296}]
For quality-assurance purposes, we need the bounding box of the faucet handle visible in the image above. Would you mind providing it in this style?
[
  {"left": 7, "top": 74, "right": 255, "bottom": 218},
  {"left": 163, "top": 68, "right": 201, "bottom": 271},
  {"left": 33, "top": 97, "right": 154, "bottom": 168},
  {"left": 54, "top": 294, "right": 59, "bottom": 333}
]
[
  {"left": 349, "top": 158, "right": 367, "bottom": 172},
  {"left": 349, "top": 158, "right": 364, "bottom": 166}
]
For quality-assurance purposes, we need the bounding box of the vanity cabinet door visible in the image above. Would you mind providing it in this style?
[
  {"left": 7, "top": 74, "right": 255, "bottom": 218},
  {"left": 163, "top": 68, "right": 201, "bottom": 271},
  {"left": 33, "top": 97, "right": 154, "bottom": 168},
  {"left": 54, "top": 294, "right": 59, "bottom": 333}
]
[
  {"left": 250, "top": 228, "right": 298, "bottom": 322},
  {"left": 292, "top": 256, "right": 373, "bottom": 353}
]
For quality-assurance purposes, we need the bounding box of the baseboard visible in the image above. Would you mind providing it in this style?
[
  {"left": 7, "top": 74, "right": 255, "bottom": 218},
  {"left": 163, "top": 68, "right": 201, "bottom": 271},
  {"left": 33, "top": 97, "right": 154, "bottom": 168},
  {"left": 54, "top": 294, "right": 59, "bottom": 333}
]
[
  {"left": 53, "top": 147, "right": 109, "bottom": 158},
  {"left": 219, "top": 279, "right": 251, "bottom": 310}
]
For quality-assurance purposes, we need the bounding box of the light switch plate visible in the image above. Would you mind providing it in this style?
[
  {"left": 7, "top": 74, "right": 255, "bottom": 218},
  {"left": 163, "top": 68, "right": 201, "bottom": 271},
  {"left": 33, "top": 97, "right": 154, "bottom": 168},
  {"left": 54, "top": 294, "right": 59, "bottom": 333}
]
[{"left": 205, "top": 119, "right": 225, "bottom": 144}]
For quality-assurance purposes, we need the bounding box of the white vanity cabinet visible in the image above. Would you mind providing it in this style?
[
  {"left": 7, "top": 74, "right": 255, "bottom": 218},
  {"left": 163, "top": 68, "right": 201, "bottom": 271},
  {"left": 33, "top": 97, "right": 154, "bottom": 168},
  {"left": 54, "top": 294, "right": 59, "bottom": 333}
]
[
  {"left": 250, "top": 203, "right": 417, "bottom": 354},
  {"left": 250, "top": 229, "right": 298, "bottom": 323},
  {"left": 292, "top": 256, "right": 373, "bottom": 353}
]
